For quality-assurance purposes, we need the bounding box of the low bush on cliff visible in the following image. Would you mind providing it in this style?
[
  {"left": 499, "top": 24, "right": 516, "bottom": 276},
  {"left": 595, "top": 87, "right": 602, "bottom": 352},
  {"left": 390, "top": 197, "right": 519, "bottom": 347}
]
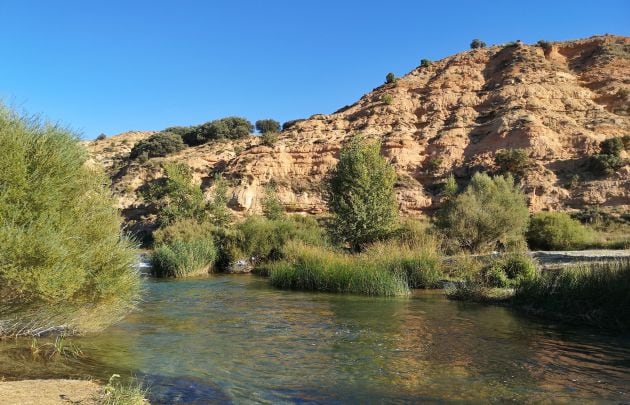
[
  {"left": 526, "top": 212, "right": 597, "bottom": 250},
  {"left": 181, "top": 117, "right": 253, "bottom": 146},
  {"left": 0, "top": 105, "right": 141, "bottom": 336},
  {"left": 494, "top": 148, "right": 530, "bottom": 176},
  {"left": 130, "top": 131, "right": 185, "bottom": 159},
  {"left": 587, "top": 136, "right": 628, "bottom": 176}
]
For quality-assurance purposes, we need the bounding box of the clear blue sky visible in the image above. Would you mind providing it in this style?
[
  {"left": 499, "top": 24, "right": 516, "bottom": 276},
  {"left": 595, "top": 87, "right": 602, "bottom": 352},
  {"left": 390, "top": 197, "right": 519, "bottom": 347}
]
[{"left": 1, "top": 1, "right": 628, "bottom": 139}]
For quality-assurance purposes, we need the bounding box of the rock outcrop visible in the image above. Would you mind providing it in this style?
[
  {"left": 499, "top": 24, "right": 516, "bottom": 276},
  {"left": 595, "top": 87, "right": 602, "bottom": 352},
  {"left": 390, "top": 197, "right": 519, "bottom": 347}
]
[{"left": 85, "top": 35, "right": 630, "bottom": 230}]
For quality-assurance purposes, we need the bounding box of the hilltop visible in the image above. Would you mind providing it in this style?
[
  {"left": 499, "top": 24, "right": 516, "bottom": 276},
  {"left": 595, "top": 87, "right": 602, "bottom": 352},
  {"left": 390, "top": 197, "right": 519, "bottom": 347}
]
[{"left": 85, "top": 35, "right": 629, "bottom": 234}]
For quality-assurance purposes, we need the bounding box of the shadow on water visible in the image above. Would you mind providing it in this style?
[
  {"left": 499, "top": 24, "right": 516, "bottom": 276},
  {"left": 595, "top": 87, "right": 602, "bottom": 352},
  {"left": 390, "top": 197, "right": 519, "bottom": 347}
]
[{"left": 1, "top": 274, "right": 629, "bottom": 403}]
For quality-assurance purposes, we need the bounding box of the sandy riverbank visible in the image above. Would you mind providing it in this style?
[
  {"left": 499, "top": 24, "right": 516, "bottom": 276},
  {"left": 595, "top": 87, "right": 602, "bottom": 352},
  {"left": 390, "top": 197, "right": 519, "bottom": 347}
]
[{"left": 0, "top": 379, "right": 101, "bottom": 405}]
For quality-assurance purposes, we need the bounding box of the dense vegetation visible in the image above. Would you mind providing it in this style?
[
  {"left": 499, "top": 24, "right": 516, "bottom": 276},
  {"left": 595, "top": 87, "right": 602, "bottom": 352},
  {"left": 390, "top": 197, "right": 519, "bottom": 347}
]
[
  {"left": 436, "top": 173, "right": 529, "bottom": 253},
  {"left": 0, "top": 106, "right": 141, "bottom": 336},
  {"left": 494, "top": 148, "right": 530, "bottom": 176},
  {"left": 255, "top": 119, "right": 280, "bottom": 134},
  {"left": 130, "top": 131, "right": 185, "bottom": 160},
  {"left": 587, "top": 136, "right": 628, "bottom": 176},
  {"left": 527, "top": 212, "right": 596, "bottom": 250}
]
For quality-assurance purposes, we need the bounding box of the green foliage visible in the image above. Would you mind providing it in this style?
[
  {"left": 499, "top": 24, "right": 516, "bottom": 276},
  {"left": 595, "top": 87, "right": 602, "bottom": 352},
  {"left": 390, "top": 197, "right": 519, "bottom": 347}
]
[
  {"left": 527, "top": 212, "right": 596, "bottom": 250},
  {"left": 436, "top": 172, "right": 529, "bottom": 253},
  {"left": 537, "top": 40, "right": 552, "bottom": 50},
  {"left": 420, "top": 59, "right": 432, "bottom": 68},
  {"left": 380, "top": 94, "right": 393, "bottom": 105},
  {"left": 470, "top": 39, "right": 486, "bottom": 49},
  {"left": 426, "top": 157, "right": 443, "bottom": 173},
  {"left": 96, "top": 133, "right": 107, "bottom": 141},
  {"left": 255, "top": 119, "right": 281, "bottom": 134},
  {"left": 207, "top": 174, "right": 232, "bottom": 227},
  {"left": 262, "top": 185, "right": 284, "bottom": 220},
  {"left": 514, "top": 260, "right": 630, "bottom": 330},
  {"left": 481, "top": 254, "right": 538, "bottom": 287},
  {"left": 587, "top": 136, "right": 628, "bottom": 176},
  {"left": 151, "top": 237, "right": 217, "bottom": 278},
  {"left": 129, "top": 132, "right": 185, "bottom": 159},
  {"left": 268, "top": 243, "right": 409, "bottom": 296},
  {"left": 327, "top": 137, "right": 398, "bottom": 251},
  {"left": 0, "top": 105, "right": 141, "bottom": 335},
  {"left": 140, "top": 163, "right": 206, "bottom": 226},
  {"left": 494, "top": 148, "right": 530, "bottom": 175},
  {"left": 261, "top": 131, "right": 279, "bottom": 146},
  {"left": 181, "top": 117, "right": 253, "bottom": 146},
  {"left": 385, "top": 72, "right": 397, "bottom": 84},
  {"left": 282, "top": 119, "right": 305, "bottom": 131},
  {"left": 152, "top": 218, "right": 217, "bottom": 246}
]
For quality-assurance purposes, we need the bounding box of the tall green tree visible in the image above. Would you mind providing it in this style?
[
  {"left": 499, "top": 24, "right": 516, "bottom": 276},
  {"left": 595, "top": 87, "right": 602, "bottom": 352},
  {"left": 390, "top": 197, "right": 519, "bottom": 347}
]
[
  {"left": 436, "top": 172, "right": 529, "bottom": 253},
  {"left": 207, "top": 174, "right": 232, "bottom": 227},
  {"left": 327, "top": 136, "right": 397, "bottom": 251},
  {"left": 262, "top": 184, "right": 284, "bottom": 220}
]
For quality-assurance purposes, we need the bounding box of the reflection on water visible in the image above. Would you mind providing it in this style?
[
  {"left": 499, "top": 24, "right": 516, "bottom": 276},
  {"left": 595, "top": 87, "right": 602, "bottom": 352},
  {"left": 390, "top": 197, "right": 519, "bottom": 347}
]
[{"left": 1, "top": 275, "right": 629, "bottom": 403}]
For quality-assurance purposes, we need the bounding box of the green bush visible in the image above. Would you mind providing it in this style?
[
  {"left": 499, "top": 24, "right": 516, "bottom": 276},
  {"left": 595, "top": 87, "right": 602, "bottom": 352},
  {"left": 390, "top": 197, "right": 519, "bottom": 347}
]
[
  {"left": 129, "top": 132, "right": 185, "bottom": 159},
  {"left": 420, "top": 59, "right": 432, "bottom": 68},
  {"left": 537, "top": 40, "right": 552, "bottom": 50},
  {"left": 527, "top": 212, "right": 596, "bottom": 250},
  {"left": 380, "top": 94, "right": 394, "bottom": 105},
  {"left": 494, "top": 148, "right": 530, "bottom": 175},
  {"left": 514, "top": 260, "right": 630, "bottom": 330},
  {"left": 327, "top": 136, "right": 398, "bottom": 251},
  {"left": 600, "top": 137, "right": 624, "bottom": 156},
  {"left": 268, "top": 243, "right": 409, "bottom": 296},
  {"left": 587, "top": 137, "right": 628, "bottom": 176},
  {"left": 436, "top": 173, "right": 529, "bottom": 253},
  {"left": 481, "top": 254, "right": 538, "bottom": 287},
  {"left": 255, "top": 119, "right": 281, "bottom": 134},
  {"left": 151, "top": 237, "right": 217, "bottom": 278},
  {"left": 182, "top": 117, "right": 253, "bottom": 146},
  {"left": 0, "top": 105, "right": 141, "bottom": 336},
  {"left": 207, "top": 174, "right": 232, "bottom": 227},
  {"left": 262, "top": 185, "right": 284, "bottom": 220},
  {"left": 385, "top": 72, "right": 397, "bottom": 84},
  {"left": 470, "top": 39, "right": 486, "bottom": 49},
  {"left": 139, "top": 163, "right": 206, "bottom": 226},
  {"left": 152, "top": 219, "right": 217, "bottom": 246},
  {"left": 96, "top": 133, "right": 107, "bottom": 141}
]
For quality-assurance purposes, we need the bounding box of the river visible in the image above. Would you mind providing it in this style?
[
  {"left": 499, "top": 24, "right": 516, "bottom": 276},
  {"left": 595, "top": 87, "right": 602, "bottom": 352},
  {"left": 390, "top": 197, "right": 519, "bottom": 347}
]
[{"left": 1, "top": 274, "right": 629, "bottom": 403}]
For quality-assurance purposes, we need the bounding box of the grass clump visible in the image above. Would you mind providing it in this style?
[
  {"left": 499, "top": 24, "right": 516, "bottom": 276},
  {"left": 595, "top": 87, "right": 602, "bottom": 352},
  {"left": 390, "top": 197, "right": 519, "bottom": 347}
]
[
  {"left": 151, "top": 237, "right": 217, "bottom": 278},
  {"left": 514, "top": 260, "right": 630, "bottom": 330},
  {"left": 98, "top": 374, "right": 147, "bottom": 405},
  {"left": 268, "top": 243, "right": 409, "bottom": 296},
  {"left": 527, "top": 212, "right": 597, "bottom": 250},
  {"left": 0, "top": 105, "right": 141, "bottom": 336}
]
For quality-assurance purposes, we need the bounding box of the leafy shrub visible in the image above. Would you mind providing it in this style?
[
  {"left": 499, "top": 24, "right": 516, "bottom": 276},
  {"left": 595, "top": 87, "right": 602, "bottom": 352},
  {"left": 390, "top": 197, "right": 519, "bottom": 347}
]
[
  {"left": 420, "top": 59, "right": 432, "bottom": 68},
  {"left": 481, "top": 263, "right": 510, "bottom": 287},
  {"left": 587, "top": 136, "right": 628, "bottom": 176},
  {"left": 537, "top": 40, "right": 552, "bottom": 50},
  {"left": 255, "top": 119, "right": 280, "bottom": 134},
  {"left": 261, "top": 131, "right": 279, "bottom": 146},
  {"left": 426, "top": 157, "right": 443, "bottom": 173},
  {"left": 327, "top": 136, "right": 398, "bottom": 251},
  {"left": 0, "top": 105, "right": 141, "bottom": 335},
  {"left": 470, "top": 39, "right": 486, "bottom": 49},
  {"left": 139, "top": 163, "right": 206, "bottom": 226},
  {"left": 96, "top": 133, "right": 107, "bottom": 141},
  {"left": 182, "top": 117, "right": 253, "bottom": 146},
  {"left": 385, "top": 72, "right": 397, "bottom": 84},
  {"left": 207, "top": 174, "right": 232, "bottom": 227},
  {"left": 494, "top": 148, "right": 530, "bottom": 175},
  {"left": 527, "top": 212, "right": 596, "bottom": 250},
  {"left": 262, "top": 185, "right": 284, "bottom": 220},
  {"left": 282, "top": 119, "right": 305, "bottom": 131},
  {"left": 153, "top": 219, "right": 217, "bottom": 246},
  {"left": 130, "top": 132, "right": 185, "bottom": 159},
  {"left": 380, "top": 94, "right": 393, "bottom": 105},
  {"left": 151, "top": 237, "right": 217, "bottom": 278},
  {"left": 436, "top": 173, "right": 529, "bottom": 253}
]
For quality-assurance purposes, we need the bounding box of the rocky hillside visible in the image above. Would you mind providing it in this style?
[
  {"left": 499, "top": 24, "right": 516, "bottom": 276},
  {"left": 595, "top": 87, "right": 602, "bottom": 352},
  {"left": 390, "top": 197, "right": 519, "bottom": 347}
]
[{"left": 86, "top": 35, "right": 630, "bottom": 231}]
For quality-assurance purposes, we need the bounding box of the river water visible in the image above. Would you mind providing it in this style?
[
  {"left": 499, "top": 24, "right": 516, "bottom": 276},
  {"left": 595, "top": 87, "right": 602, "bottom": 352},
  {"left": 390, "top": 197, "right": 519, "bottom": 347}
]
[{"left": 1, "top": 275, "right": 629, "bottom": 403}]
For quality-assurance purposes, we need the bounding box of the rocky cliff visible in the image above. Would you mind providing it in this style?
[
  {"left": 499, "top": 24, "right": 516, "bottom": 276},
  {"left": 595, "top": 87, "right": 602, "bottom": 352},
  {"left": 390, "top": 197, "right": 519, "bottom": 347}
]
[{"left": 86, "top": 35, "right": 630, "bottom": 230}]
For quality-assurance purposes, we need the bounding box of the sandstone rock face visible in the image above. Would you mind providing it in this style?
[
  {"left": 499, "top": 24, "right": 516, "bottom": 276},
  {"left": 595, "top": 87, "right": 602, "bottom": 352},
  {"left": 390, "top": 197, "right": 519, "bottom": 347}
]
[{"left": 85, "top": 35, "right": 629, "bottom": 228}]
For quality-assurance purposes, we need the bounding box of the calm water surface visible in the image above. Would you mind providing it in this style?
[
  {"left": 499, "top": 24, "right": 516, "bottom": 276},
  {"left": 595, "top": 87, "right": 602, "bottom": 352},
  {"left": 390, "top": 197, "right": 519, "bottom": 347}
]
[{"left": 1, "top": 275, "right": 629, "bottom": 403}]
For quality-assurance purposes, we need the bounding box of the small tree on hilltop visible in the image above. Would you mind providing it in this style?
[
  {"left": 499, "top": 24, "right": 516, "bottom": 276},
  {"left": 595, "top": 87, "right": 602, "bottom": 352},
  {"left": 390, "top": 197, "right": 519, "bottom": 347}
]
[
  {"left": 420, "top": 59, "right": 432, "bottom": 68},
  {"left": 327, "top": 136, "right": 398, "bottom": 251},
  {"left": 470, "top": 39, "right": 487, "bottom": 49},
  {"left": 255, "top": 119, "right": 281, "bottom": 134},
  {"left": 436, "top": 172, "right": 529, "bottom": 253},
  {"left": 385, "top": 72, "right": 397, "bottom": 84}
]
